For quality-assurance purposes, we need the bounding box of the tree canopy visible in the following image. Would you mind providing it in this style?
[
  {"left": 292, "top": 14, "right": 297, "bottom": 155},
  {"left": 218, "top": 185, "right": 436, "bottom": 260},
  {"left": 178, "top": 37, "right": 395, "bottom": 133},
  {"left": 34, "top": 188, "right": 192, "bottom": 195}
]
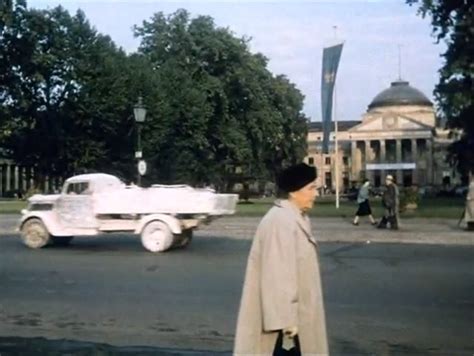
[
  {"left": 1, "top": 3, "right": 309, "bottom": 191},
  {"left": 133, "top": 9, "right": 308, "bottom": 187},
  {"left": 408, "top": 0, "right": 474, "bottom": 178},
  {"left": 0, "top": 1, "right": 149, "bottom": 185}
]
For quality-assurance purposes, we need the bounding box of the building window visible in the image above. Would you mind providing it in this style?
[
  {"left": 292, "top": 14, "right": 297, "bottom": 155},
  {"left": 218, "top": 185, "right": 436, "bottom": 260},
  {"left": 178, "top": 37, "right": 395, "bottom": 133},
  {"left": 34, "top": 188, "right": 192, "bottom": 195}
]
[
  {"left": 343, "top": 156, "right": 348, "bottom": 165},
  {"left": 308, "top": 157, "right": 314, "bottom": 165},
  {"left": 325, "top": 157, "right": 331, "bottom": 165}
]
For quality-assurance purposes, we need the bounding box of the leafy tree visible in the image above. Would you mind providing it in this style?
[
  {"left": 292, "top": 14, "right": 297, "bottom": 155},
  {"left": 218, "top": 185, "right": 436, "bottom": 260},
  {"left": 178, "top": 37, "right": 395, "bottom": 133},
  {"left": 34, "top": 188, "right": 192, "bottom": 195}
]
[
  {"left": 134, "top": 9, "right": 308, "bottom": 188},
  {"left": 0, "top": 3, "right": 155, "bottom": 187},
  {"left": 265, "top": 75, "right": 308, "bottom": 178},
  {"left": 1, "top": 5, "right": 308, "bottom": 190},
  {"left": 408, "top": 0, "right": 474, "bottom": 179},
  {"left": 0, "top": 0, "right": 28, "bottom": 143},
  {"left": 0, "top": 5, "right": 105, "bottom": 184}
]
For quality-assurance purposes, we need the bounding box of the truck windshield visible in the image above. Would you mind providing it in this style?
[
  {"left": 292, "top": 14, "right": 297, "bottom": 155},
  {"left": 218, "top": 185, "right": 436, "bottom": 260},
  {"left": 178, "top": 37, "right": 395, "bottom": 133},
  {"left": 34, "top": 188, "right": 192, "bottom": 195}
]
[{"left": 66, "top": 182, "right": 91, "bottom": 195}]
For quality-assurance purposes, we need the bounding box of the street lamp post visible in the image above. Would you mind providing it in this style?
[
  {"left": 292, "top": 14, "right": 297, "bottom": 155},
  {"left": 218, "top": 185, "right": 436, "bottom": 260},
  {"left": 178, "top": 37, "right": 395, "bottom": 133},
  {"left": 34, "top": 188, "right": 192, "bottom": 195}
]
[{"left": 133, "top": 96, "right": 147, "bottom": 186}]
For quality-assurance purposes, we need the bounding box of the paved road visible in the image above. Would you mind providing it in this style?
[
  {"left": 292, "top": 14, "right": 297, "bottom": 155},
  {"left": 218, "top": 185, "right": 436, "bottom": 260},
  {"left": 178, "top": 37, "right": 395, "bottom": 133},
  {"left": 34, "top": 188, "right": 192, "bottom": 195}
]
[
  {"left": 0, "top": 230, "right": 473, "bottom": 355},
  {"left": 3, "top": 214, "right": 474, "bottom": 245}
]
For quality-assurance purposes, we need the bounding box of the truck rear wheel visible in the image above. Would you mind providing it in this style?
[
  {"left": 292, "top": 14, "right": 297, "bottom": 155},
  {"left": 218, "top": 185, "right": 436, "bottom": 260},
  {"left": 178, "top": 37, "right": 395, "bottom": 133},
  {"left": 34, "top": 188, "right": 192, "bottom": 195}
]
[
  {"left": 21, "top": 218, "right": 51, "bottom": 249},
  {"left": 141, "top": 221, "right": 174, "bottom": 252}
]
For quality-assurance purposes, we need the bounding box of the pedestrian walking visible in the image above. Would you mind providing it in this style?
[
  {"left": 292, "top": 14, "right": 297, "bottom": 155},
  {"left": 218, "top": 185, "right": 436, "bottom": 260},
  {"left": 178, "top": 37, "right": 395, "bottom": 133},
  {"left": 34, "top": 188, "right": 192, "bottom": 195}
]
[
  {"left": 234, "top": 163, "right": 328, "bottom": 356},
  {"left": 377, "top": 175, "right": 400, "bottom": 230},
  {"left": 352, "top": 179, "right": 377, "bottom": 226}
]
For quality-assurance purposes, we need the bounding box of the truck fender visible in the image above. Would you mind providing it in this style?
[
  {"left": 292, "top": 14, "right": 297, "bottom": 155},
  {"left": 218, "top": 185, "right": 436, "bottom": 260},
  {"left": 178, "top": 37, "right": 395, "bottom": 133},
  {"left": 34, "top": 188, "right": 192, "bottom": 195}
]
[
  {"left": 135, "top": 214, "right": 182, "bottom": 235},
  {"left": 19, "top": 212, "right": 67, "bottom": 237}
]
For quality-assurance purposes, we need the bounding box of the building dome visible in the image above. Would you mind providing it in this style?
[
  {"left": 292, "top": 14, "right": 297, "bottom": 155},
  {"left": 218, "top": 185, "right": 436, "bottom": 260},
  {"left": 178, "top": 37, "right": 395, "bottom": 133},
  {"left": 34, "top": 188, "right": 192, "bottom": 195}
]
[{"left": 368, "top": 80, "right": 432, "bottom": 110}]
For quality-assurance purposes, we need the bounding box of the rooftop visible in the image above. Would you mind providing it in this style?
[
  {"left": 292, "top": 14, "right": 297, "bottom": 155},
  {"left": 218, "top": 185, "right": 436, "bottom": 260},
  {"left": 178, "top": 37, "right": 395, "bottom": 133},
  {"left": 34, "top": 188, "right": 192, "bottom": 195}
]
[
  {"left": 368, "top": 80, "right": 432, "bottom": 110},
  {"left": 308, "top": 120, "right": 360, "bottom": 132}
]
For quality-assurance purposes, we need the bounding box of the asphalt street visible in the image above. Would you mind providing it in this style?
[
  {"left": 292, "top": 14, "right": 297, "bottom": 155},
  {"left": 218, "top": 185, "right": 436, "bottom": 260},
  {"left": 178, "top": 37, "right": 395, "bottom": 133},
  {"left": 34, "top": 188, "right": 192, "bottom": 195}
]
[{"left": 0, "top": 229, "right": 473, "bottom": 355}]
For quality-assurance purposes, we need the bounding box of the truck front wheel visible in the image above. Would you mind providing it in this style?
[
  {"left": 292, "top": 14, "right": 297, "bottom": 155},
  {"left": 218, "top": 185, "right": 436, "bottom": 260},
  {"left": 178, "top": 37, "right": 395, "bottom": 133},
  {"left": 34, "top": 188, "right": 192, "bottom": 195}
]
[
  {"left": 141, "top": 221, "right": 174, "bottom": 252},
  {"left": 21, "top": 218, "right": 51, "bottom": 249}
]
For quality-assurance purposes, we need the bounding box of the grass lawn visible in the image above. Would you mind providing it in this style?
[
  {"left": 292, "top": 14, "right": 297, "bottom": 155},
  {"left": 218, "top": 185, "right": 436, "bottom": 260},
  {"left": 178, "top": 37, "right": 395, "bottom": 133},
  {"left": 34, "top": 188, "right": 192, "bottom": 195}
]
[
  {"left": 0, "top": 196, "right": 466, "bottom": 219},
  {"left": 236, "top": 196, "right": 466, "bottom": 219},
  {"left": 0, "top": 200, "right": 27, "bottom": 214}
]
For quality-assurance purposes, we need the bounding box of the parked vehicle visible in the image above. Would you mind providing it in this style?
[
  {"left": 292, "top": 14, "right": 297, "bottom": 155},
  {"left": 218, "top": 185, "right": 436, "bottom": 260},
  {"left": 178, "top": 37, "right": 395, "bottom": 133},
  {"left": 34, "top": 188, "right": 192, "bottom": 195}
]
[{"left": 18, "top": 173, "right": 238, "bottom": 252}]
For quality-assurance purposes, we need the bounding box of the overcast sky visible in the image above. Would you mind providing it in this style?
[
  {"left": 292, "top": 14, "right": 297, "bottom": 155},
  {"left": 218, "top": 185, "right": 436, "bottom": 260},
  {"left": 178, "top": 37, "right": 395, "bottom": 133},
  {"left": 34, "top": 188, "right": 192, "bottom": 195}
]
[{"left": 29, "top": 0, "right": 445, "bottom": 122}]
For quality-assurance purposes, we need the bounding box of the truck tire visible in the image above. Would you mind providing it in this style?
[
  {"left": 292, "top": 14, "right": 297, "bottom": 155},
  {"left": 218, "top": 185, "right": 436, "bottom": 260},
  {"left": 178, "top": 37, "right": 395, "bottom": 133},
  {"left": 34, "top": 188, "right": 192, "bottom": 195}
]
[
  {"left": 51, "top": 236, "right": 74, "bottom": 246},
  {"left": 141, "top": 221, "right": 174, "bottom": 252},
  {"left": 21, "top": 218, "right": 51, "bottom": 249}
]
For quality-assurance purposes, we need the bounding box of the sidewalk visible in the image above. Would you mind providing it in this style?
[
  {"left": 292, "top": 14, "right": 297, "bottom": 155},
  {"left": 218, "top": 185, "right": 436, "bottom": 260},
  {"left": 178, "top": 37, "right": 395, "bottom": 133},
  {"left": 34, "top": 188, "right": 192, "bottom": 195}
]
[
  {"left": 3, "top": 214, "right": 474, "bottom": 246},
  {"left": 198, "top": 216, "right": 474, "bottom": 246}
]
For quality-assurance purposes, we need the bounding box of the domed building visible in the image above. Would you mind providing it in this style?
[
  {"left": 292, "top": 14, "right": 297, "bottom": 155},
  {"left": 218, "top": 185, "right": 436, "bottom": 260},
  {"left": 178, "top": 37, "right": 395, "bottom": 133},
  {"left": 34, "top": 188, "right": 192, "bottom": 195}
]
[{"left": 306, "top": 79, "right": 455, "bottom": 190}]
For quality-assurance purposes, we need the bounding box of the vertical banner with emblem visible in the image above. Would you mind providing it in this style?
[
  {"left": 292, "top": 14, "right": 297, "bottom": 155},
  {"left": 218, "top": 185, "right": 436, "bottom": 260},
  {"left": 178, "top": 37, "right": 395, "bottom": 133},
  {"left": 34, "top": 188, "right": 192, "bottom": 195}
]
[{"left": 321, "top": 43, "right": 343, "bottom": 153}]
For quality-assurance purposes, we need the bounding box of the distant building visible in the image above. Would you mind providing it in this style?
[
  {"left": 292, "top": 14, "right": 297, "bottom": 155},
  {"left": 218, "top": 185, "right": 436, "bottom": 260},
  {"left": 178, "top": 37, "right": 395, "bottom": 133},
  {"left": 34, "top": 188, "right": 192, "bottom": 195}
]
[
  {"left": 306, "top": 79, "right": 457, "bottom": 191},
  {"left": 0, "top": 157, "right": 50, "bottom": 197}
]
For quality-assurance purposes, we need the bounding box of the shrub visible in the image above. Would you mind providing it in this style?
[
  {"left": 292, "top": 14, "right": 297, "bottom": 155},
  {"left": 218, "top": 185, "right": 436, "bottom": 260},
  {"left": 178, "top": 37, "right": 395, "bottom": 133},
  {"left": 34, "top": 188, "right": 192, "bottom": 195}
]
[{"left": 400, "top": 185, "right": 420, "bottom": 209}]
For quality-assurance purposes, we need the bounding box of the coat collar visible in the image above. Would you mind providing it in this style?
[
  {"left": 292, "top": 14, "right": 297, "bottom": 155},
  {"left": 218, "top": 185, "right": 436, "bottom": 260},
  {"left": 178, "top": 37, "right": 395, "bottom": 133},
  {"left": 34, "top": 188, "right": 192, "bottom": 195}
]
[{"left": 275, "top": 199, "right": 317, "bottom": 245}]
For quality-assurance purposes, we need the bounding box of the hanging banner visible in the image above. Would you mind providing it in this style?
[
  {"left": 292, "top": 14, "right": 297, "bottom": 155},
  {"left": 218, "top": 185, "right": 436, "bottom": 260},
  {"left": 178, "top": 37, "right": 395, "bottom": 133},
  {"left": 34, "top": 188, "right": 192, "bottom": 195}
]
[{"left": 321, "top": 43, "right": 343, "bottom": 153}]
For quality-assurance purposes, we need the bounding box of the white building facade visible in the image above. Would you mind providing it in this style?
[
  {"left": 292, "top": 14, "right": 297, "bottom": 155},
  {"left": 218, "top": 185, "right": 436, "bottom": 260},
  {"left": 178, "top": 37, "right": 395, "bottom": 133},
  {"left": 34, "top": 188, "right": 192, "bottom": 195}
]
[{"left": 306, "top": 80, "right": 456, "bottom": 191}]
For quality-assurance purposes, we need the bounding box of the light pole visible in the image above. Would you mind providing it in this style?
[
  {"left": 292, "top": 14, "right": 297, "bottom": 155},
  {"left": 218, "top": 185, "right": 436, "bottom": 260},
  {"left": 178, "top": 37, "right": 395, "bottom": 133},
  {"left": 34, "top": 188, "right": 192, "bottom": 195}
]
[{"left": 133, "top": 96, "right": 147, "bottom": 186}]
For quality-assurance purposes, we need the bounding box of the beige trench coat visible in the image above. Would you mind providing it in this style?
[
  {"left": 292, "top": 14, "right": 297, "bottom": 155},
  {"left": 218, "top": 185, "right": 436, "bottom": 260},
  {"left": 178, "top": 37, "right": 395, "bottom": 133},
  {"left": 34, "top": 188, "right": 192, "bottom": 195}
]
[{"left": 234, "top": 200, "right": 329, "bottom": 355}]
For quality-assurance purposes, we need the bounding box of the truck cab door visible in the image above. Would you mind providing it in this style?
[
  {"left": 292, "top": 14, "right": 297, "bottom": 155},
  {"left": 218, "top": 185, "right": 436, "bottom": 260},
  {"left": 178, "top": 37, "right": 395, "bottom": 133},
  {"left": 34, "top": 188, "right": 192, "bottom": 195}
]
[{"left": 56, "top": 181, "right": 98, "bottom": 229}]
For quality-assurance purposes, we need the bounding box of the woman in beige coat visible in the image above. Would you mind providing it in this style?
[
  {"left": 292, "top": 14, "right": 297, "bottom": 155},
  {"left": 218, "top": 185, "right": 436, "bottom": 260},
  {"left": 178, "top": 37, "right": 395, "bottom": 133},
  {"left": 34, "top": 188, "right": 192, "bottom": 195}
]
[{"left": 234, "top": 163, "right": 329, "bottom": 355}]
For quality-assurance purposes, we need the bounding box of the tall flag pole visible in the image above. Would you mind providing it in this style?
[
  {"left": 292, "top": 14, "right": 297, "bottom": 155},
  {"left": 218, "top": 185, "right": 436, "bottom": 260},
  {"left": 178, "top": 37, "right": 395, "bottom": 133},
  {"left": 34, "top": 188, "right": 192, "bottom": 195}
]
[
  {"left": 334, "top": 71, "right": 340, "bottom": 208},
  {"left": 321, "top": 40, "right": 343, "bottom": 206}
]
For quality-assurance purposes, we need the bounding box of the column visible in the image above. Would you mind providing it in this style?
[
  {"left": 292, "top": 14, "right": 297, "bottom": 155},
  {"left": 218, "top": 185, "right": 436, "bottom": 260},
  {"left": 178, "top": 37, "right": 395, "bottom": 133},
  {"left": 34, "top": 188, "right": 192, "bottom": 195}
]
[
  {"left": 318, "top": 152, "right": 324, "bottom": 192},
  {"left": 426, "top": 138, "right": 433, "bottom": 185},
  {"left": 45, "top": 176, "right": 50, "bottom": 193},
  {"left": 380, "top": 140, "right": 386, "bottom": 182},
  {"left": 21, "top": 167, "right": 27, "bottom": 192},
  {"left": 351, "top": 140, "right": 357, "bottom": 181},
  {"left": 411, "top": 139, "right": 418, "bottom": 185},
  {"left": 5, "top": 164, "right": 11, "bottom": 192},
  {"left": 14, "top": 166, "right": 19, "bottom": 190},
  {"left": 365, "top": 140, "right": 372, "bottom": 183},
  {"left": 29, "top": 167, "right": 34, "bottom": 190},
  {"left": 396, "top": 139, "right": 403, "bottom": 184}
]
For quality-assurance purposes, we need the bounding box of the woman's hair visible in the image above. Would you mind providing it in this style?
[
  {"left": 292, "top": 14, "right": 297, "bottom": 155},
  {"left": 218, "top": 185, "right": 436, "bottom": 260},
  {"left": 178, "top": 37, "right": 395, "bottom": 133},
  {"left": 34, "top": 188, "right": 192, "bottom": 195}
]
[{"left": 363, "top": 179, "right": 369, "bottom": 184}]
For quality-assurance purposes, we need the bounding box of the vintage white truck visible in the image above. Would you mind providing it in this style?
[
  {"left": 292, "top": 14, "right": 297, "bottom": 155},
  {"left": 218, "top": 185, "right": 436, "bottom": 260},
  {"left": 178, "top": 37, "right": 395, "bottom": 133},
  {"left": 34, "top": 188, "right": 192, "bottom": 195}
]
[{"left": 19, "top": 173, "right": 238, "bottom": 252}]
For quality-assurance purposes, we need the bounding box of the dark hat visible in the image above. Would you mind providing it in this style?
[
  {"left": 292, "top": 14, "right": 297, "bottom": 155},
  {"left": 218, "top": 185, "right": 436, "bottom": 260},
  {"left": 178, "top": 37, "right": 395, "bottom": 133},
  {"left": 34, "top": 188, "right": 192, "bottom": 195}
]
[{"left": 277, "top": 163, "right": 317, "bottom": 193}]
